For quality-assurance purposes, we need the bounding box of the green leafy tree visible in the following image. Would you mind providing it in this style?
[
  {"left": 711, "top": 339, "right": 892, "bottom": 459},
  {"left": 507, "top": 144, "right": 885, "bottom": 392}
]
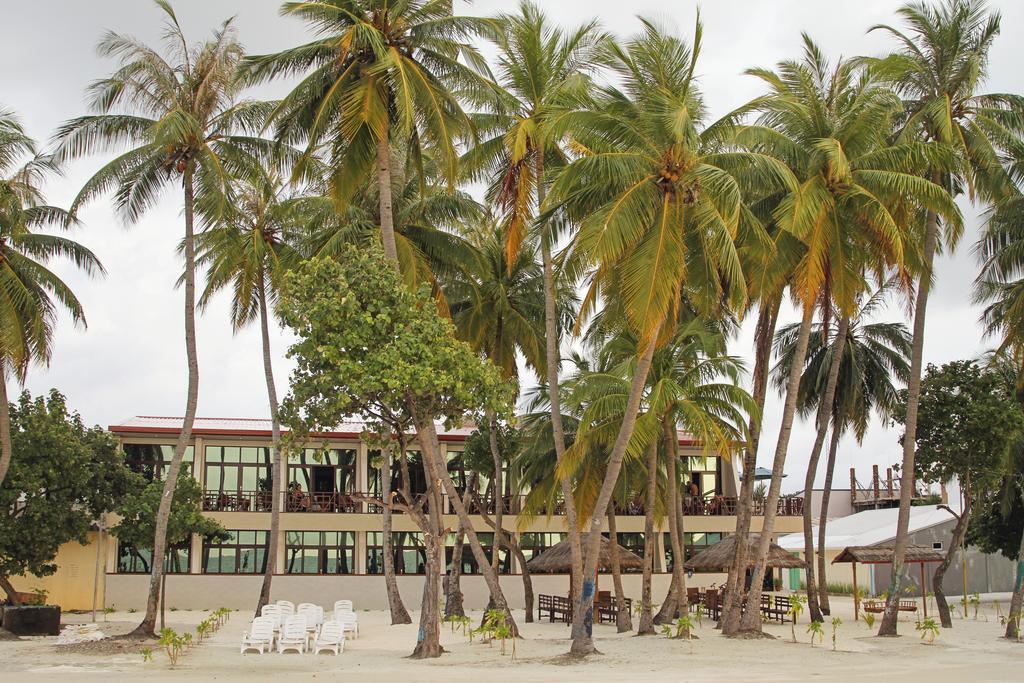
[
  {"left": 893, "top": 360, "right": 1023, "bottom": 627},
  {"left": 244, "top": 0, "right": 491, "bottom": 266},
  {"left": 868, "top": 0, "right": 1024, "bottom": 636},
  {"left": 277, "top": 246, "right": 515, "bottom": 658},
  {"left": 55, "top": 1, "right": 279, "bottom": 636},
  {"left": 0, "top": 390, "right": 138, "bottom": 604},
  {"left": 111, "top": 474, "right": 228, "bottom": 629},
  {"left": 0, "top": 109, "right": 104, "bottom": 486}
]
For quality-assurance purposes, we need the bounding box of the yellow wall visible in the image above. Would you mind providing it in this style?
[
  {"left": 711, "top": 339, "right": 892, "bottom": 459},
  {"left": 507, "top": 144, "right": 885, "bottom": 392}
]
[{"left": 8, "top": 532, "right": 106, "bottom": 612}]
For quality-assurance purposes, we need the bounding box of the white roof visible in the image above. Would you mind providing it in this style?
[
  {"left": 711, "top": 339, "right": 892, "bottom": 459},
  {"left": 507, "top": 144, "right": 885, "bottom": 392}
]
[
  {"left": 777, "top": 505, "right": 956, "bottom": 551},
  {"left": 109, "top": 415, "right": 477, "bottom": 439}
]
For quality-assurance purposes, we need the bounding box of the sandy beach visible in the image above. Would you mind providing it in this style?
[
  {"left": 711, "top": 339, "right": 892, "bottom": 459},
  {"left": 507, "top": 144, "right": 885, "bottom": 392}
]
[{"left": 2, "top": 595, "right": 1020, "bottom": 682}]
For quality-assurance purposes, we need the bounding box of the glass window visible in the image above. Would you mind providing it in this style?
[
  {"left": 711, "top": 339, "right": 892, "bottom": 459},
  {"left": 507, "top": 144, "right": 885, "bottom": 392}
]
[
  {"left": 117, "top": 541, "right": 190, "bottom": 574},
  {"left": 519, "top": 533, "right": 566, "bottom": 564},
  {"left": 203, "top": 446, "right": 272, "bottom": 512},
  {"left": 202, "top": 530, "right": 269, "bottom": 574},
  {"left": 664, "top": 531, "right": 728, "bottom": 571},
  {"left": 122, "top": 444, "right": 194, "bottom": 481},
  {"left": 443, "top": 531, "right": 511, "bottom": 574},
  {"left": 366, "top": 531, "right": 427, "bottom": 575},
  {"left": 286, "top": 448, "right": 358, "bottom": 511},
  {"left": 284, "top": 531, "right": 356, "bottom": 574}
]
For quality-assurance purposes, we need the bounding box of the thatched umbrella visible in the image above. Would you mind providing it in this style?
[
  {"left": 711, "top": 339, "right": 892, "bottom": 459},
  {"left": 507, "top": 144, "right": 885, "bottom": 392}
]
[
  {"left": 526, "top": 533, "right": 643, "bottom": 572},
  {"left": 684, "top": 534, "right": 803, "bottom": 571}
]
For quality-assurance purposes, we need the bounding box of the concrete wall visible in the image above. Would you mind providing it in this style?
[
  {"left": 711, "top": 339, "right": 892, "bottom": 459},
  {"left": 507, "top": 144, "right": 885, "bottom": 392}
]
[
  {"left": 806, "top": 489, "right": 855, "bottom": 521},
  {"left": 104, "top": 571, "right": 730, "bottom": 612},
  {"left": 8, "top": 531, "right": 107, "bottom": 611}
]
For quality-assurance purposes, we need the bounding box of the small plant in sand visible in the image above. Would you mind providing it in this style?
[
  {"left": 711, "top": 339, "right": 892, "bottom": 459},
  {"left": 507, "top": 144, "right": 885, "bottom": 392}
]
[
  {"left": 474, "top": 609, "right": 515, "bottom": 659},
  {"left": 141, "top": 647, "right": 154, "bottom": 663},
  {"left": 807, "top": 620, "right": 824, "bottom": 646},
  {"left": 830, "top": 617, "right": 842, "bottom": 651},
  {"left": 788, "top": 595, "right": 805, "bottom": 642},
  {"left": 695, "top": 602, "right": 704, "bottom": 628},
  {"left": 969, "top": 593, "right": 981, "bottom": 620},
  {"left": 158, "top": 628, "right": 183, "bottom": 667},
  {"left": 102, "top": 606, "right": 115, "bottom": 622},
  {"left": 916, "top": 618, "right": 940, "bottom": 644},
  {"left": 660, "top": 614, "right": 696, "bottom": 641},
  {"left": 195, "top": 620, "right": 211, "bottom": 643},
  {"left": 444, "top": 613, "right": 472, "bottom": 637},
  {"left": 863, "top": 613, "right": 876, "bottom": 629}
]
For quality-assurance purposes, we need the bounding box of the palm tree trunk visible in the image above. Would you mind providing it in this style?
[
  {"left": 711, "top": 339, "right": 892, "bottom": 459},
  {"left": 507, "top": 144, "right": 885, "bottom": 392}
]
[
  {"left": 489, "top": 318, "right": 505, "bottom": 577},
  {"left": 383, "top": 448, "right": 412, "bottom": 624},
  {"left": 571, "top": 332, "right": 660, "bottom": 655},
  {"left": 536, "top": 154, "right": 584, "bottom": 611},
  {"left": 880, "top": 207, "right": 938, "bottom": 636},
  {"left": 0, "top": 363, "right": 12, "bottom": 486},
  {"left": 638, "top": 438, "right": 659, "bottom": 635},
  {"left": 657, "top": 420, "right": 688, "bottom": 624},
  {"left": 376, "top": 127, "right": 399, "bottom": 265},
  {"left": 934, "top": 488, "right": 971, "bottom": 628},
  {"left": 1005, "top": 518, "right": 1024, "bottom": 640},
  {"left": 722, "top": 294, "right": 780, "bottom": 635},
  {"left": 134, "top": 165, "right": 201, "bottom": 638},
  {"left": 256, "top": 274, "right": 282, "bottom": 614},
  {"left": 411, "top": 444, "right": 445, "bottom": 659},
  {"left": 412, "top": 408, "right": 519, "bottom": 636},
  {"left": 817, "top": 424, "right": 842, "bottom": 614},
  {"left": 473, "top": 490, "right": 535, "bottom": 622},
  {"left": 739, "top": 303, "right": 815, "bottom": 633},
  {"left": 607, "top": 502, "right": 632, "bottom": 632},
  {"left": 802, "top": 315, "right": 850, "bottom": 623}
]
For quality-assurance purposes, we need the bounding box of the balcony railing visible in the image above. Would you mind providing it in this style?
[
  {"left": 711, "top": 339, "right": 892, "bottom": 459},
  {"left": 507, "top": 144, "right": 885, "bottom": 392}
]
[{"left": 202, "top": 489, "right": 803, "bottom": 517}]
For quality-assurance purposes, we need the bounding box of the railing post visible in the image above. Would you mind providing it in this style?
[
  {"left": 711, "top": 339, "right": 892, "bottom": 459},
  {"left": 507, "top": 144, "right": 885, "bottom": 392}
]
[
  {"left": 850, "top": 467, "right": 857, "bottom": 505},
  {"left": 872, "top": 464, "right": 880, "bottom": 503}
]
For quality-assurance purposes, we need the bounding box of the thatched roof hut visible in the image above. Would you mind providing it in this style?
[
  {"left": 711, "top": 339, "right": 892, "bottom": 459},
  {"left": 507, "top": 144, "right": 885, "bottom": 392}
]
[
  {"left": 684, "top": 534, "right": 804, "bottom": 571},
  {"left": 526, "top": 533, "right": 643, "bottom": 572},
  {"left": 832, "top": 545, "right": 945, "bottom": 564}
]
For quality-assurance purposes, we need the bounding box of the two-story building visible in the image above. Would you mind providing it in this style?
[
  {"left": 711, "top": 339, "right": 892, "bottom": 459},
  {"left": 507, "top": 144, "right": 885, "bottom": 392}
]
[{"left": 14, "top": 416, "right": 805, "bottom": 611}]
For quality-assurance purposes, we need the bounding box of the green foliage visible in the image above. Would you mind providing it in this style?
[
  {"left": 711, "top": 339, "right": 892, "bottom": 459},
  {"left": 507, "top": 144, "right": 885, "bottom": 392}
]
[
  {"left": 831, "top": 617, "right": 842, "bottom": 651},
  {"left": 660, "top": 614, "right": 696, "bottom": 640},
  {"left": 863, "top": 613, "right": 876, "bottom": 629},
  {"left": 463, "top": 422, "right": 520, "bottom": 477},
  {"left": 141, "top": 647, "right": 153, "bottom": 663},
  {"left": 895, "top": 361, "right": 1023, "bottom": 493},
  {"left": 788, "top": 594, "right": 805, "bottom": 642},
  {"left": 807, "top": 620, "right": 824, "bottom": 646},
  {"left": 278, "top": 247, "right": 513, "bottom": 441},
  {"left": 916, "top": 618, "right": 940, "bottom": 644},
  {"left": 970, "top": 592, "right": 981, "bottom": 619},
  {"left": 474, "top": 608, "right": 516, "bottom": 659},
  {"left": 0, "top": 390, "right": 139, "bottom": 581},
  {"left": 158, "top": 628, "right": 184, "bottom": 667},
  {"left": 444, "top": 614, "right": 472, "bottom": 638},
  {"left": 111, "top": 473, "right": 228, "bottom": 552}
]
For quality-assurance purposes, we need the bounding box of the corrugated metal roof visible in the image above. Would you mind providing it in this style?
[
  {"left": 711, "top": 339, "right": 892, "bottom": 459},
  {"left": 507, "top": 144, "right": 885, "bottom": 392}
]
[
  {"left": 777, "top": 505, "right": 955, "bottom": 551},
  {"left": 109, "top": 415, "right": 477, "bottom": 440}
]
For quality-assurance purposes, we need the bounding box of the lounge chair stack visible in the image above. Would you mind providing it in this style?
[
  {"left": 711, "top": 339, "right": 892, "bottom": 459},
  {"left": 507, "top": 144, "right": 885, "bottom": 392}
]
[{"left": 240, "top": 599, "right": 354, "bottom": 655}]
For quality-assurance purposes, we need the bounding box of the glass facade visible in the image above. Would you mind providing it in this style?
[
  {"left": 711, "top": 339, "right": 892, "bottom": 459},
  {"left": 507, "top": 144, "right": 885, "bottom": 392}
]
[
  {"left": 117, "top": 541, "right": 190, "bottom": 574},
  {"left": 664, "top": 531, "right": 727, "bottom": 570},
  {"left": 202, "top": 530, "right": 269, "bottom": 574},
  {"left": 519, "top": 532, "right": 566, "bottom": 564},
  {"left": 123, "top": 444, "right": 194, "bottom": 481},
  {"left": 284, "top": 531, "right": 356, "bottom": 574},
  {"left": 204, "top": 446, "right": 272, "bottom": 510}
]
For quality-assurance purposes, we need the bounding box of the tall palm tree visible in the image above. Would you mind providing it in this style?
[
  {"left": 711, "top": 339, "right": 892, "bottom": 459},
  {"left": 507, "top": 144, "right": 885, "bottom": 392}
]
[
  {"left": 243, "top": 0, "right": 491, "bottom": 267},
  {"left": 732, "top": 36, "right": 958, "bottom": 631},
  {"left": 0, "top": 109, "right": 104, "bottom": 485},
  {"left": 464, "top": 1, "right": 609, "bottom": 601},
  {"left": 191, "top": 167, "right": 304, "bottom": 615},
  {"left": 868, "top": 0, "right": 1024, "bottom": 635},
  {"left": 772, "top": 292, "right": 911, "bottom": 614},
  {"left": 548, "top": 18, "right": 786, "bottom": 653},
  {"left": 54, "top": 2, "right": 277, "bottom": 636}
]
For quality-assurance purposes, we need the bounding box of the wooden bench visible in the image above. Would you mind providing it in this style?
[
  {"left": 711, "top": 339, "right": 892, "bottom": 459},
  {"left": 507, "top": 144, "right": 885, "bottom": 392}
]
[
  {"left": 538, "top": 594, "right": 572, "bottom": 623},
  {"left": 861, "top": 599, "right": 918, "bottom": 613}
]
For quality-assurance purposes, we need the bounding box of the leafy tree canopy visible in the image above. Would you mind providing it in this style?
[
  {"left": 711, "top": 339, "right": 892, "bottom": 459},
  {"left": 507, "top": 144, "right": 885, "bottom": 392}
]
[
  {"left": 893, "top": 360, "right": 1024, "bottom": 491},
  {"left": 111, "top": 475, "right": 228, "bottom": 551},
  {"left": 967, "top": 485, "right": 1023, "bottom": 560},
  {"left": 463, "top": 422, "right": 520, "bottom": 477},
  {"left": 0, "top": 390, "right": 138, "bottom": 579},
  {"left": 277, "top": 245, "right": 513, "bottom": 441}
]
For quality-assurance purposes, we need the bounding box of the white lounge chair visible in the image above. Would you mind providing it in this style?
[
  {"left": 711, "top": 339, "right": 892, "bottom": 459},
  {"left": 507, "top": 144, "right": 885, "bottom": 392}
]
[
  {"left": 240, "top": 617, "right": 275, "bottom": 654},
  {"left": 313, "top": 621, "right": 345, "bottom": 655},
  {"left": 335, "top": 609, "right": 359, "bottom": 639},
  {"left": 276, "top": 600, "right": 295, "bottom": 617},
  {"left": 278, "top": 615, "right": 308, "bottom": 654},
  {"left": 260, "top": 604, "right": 281, "bottom": 630},
  {"left": 297, "top": 604, "right": 321, "bottom": 644},
  {"left": 333, "top": 600, "right": 353, "bottom": 613}
]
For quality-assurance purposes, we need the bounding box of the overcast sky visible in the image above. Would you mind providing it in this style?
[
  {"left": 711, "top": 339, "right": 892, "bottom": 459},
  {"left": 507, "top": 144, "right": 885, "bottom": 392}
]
[{"left": 4, "top": 1, "right": 1022, "bottom": 493}]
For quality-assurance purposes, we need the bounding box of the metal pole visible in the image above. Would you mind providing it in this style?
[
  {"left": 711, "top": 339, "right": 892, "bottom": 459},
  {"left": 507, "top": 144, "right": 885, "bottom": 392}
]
[
  {"left": 852, "top": 561, "right": 859, "bottom": 622},
  {"left": 91, "top": 513, "right": 104, "bottom": 623},
  {"left": 920, "top": 562, "right": 927, "bottom": 618}
]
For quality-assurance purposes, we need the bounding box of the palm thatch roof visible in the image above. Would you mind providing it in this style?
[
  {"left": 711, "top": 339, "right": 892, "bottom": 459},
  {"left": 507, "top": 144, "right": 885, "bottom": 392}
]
[
  {"left": 684, "top": 534, "right": 804, "bottom": 571},
  {"left": 526, "top": 533, "right": 644, "bottom": 572},
  {"left": 832, "top": 545, "right": 945, "bottom": 564}
]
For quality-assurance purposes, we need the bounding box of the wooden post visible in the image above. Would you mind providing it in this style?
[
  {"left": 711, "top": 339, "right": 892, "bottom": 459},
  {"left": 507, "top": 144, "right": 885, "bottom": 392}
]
[
  {"left": 920, "top": 562, "right": 927, "bottom": 618},
  {"left": 852, "top": 561, "right": 860, "bottom": 622},
  {"left": 886, "top": 468, "right": 893, "bottom": 497},
  {"left": 872, "top": 465, "right": 880, "bottom": 503},
  {"left": 850, "top": 468, "right": 857, "bottom": 505}
]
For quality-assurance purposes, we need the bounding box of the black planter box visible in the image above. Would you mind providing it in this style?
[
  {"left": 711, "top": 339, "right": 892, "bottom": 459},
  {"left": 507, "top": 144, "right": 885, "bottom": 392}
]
[{"left": 1, "top": 605, "right": 61, "bottom": 636}]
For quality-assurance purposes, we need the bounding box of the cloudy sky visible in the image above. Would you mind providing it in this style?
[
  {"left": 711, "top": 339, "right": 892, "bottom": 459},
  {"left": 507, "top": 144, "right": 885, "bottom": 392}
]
[{"left": 5, "top": 1, "right": 1022, "bottom": 493}]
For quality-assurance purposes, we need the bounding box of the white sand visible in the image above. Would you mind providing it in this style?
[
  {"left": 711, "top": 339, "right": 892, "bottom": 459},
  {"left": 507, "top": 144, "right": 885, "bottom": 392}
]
[{"left": 3, "top": 596, "right": 1021, "bottom": 682}]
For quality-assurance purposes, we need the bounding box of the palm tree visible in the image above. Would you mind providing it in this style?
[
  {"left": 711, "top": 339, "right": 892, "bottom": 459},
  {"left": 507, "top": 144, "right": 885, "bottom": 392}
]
[
  {"left": 732, "top": 36, "right": 959, "bottom": 631},
  {"left": 464, "top": 1, "right": 608, "bottom": 602},
  {"left": 54, "top": 2, "right": 278, "bottom": 636},
  {"left": 192, "top": 167, "right": 305, "bottom": 615},
  {"left": 0, "top": 109, "right": 104, "bottom": 485},
  {"left": 243, "top": 0, "right": 491, "bottom": 267},
  {"left": 548, "top": 19, "right": 787, "bottom": 653},
  {"left": 772, "top": 292, "right": 911, "bottom": 614},
  {"left": 868, "top": 0, "right": 1024, "bottom": 635}
]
